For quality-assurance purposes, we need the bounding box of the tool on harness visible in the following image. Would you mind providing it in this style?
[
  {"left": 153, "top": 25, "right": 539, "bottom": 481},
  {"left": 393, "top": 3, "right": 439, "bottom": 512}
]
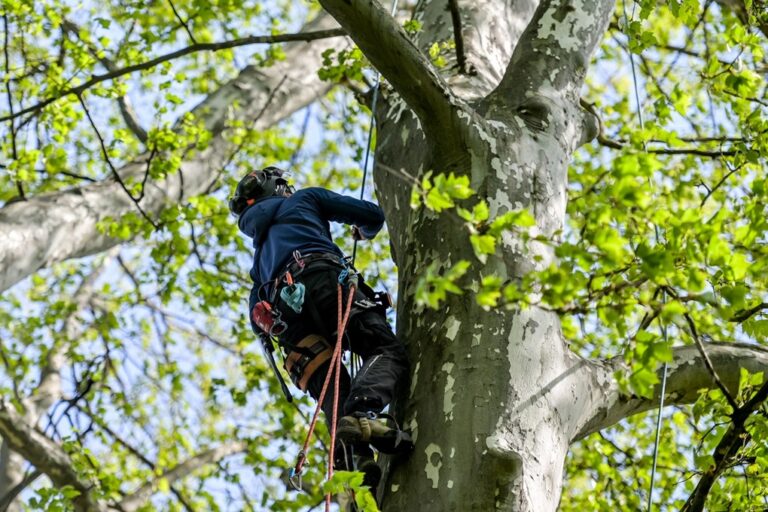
[
  {"left": 252, "top": 300, "right": 287, "bottom": 336},
  {"left": 258, "top": 333, "right": 293, "bottom": 402},
  {"left": 293, "top": 249, "right": 306, "bottom": 270},
  {"left": 279, "top": 271, "right": 306, "bottom": 313}
]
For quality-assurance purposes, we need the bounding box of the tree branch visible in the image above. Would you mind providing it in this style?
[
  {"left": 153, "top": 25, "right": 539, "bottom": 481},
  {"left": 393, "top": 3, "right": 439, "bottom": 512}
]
[
  {"left": 0, "top": 28, "right": 345, "bottom": 124},
  {"left": 318, "top": 0, "right": 468, "bottom": 148},
  {"left": 0, "top": 470, "right": 42, "bottom": 511},
  {"left": 491, "top": 0, "right": 615, "bottom": 105},
  {"left": 61, "top": 19, "right": 148, "bottom": 143},
  {"left": 447, "top": 0, "right": 468, "bottom": 74},
  {"left": 0, "top": 399, "right": 104, "bottom": 512},
  {"left": 573, "top": 342, "right": 768, "bottom": 440},
  {"left": 730, "top": 302, "right": 768, "bottom": 323},
  {"left": 116, "top": 442, "right": 247, "bottom": 512},
  {"left": 681, "top": 379, "right": 768, "bottom": 511}
]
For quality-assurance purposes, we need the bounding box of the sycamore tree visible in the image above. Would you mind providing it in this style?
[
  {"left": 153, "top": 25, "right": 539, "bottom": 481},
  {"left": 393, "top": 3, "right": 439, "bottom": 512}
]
[{"left": 1, "top": 0, "right": 768, "bottom": 510}]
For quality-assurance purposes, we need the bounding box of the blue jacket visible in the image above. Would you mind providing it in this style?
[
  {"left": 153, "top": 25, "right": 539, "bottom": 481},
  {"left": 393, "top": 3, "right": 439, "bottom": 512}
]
[{"left": 238, "top": 187, "right": 385, "bottom": 314}]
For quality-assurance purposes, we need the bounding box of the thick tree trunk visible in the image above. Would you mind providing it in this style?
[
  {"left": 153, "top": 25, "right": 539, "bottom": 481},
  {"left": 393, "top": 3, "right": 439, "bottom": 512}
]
[
  {"left": 374, "top": 114, "right": 582, "bottom": 509},
  {"left": 351, "top": 0, "right": 611, "bottom": 508},
  {"left": 0, "top": 441, "right": 24, "bottom": 512}
]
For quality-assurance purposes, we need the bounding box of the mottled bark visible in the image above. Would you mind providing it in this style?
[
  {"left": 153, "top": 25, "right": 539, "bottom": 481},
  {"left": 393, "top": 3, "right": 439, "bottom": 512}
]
[{"left": 333, "top": 0, "right": 611, "bottom": 509}]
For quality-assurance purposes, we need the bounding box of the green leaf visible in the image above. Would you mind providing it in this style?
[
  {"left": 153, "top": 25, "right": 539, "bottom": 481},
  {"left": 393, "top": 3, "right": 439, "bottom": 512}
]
[{"left": 470, "top": 234, "right": 496, "bottom": 263}]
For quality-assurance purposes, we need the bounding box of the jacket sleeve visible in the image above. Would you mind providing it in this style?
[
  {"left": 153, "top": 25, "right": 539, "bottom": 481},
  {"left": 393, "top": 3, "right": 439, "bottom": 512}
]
[{"left": 308, "top": 187, "right": 386, "bottom": 239}]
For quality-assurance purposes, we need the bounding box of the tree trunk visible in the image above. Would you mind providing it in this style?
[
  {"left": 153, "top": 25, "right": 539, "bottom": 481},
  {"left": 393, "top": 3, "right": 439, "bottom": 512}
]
[
  {"left": 339, "top": 0, "right": 612, "bottom": 508},
  {"left": 374, "top": 111, "right": 583, "bottom": 509}
]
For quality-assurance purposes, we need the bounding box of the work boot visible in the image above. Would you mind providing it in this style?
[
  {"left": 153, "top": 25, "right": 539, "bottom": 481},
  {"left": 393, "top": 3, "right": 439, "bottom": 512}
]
[
  {"left": 337, "top": 412, "right": 414, "bottom": 454},
  {"left": 334, "top": 442, "right": 382, "bottom": 490}
]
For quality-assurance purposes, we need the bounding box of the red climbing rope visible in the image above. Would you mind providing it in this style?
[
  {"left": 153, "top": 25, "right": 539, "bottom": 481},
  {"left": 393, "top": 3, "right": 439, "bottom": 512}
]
[{"left": 290, "top": 280, "right": 357, "bottom": 510}]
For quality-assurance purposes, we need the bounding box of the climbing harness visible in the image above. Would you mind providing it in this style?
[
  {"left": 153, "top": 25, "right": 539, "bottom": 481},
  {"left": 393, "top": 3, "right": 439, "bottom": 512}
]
[
  {"left": 289, "top": 274, "right": 358, "bottom": 512},
  {"left": 284, "top": 334, "right": 333, "bottom": 391},
  {"left": 621, "top": 2, "right": 668, "bottom": 508}
]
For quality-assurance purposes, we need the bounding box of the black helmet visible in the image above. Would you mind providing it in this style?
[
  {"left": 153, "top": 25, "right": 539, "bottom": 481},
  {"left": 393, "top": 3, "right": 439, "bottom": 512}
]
[{"left": 228, "top": 166, "right": 293, "bottom": 217}]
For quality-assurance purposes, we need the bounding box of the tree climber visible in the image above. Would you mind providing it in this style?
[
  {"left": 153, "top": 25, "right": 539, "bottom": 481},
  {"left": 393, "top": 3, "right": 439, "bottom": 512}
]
[{"left": 230, "top": 166, "right": 412, "bottom": 491}]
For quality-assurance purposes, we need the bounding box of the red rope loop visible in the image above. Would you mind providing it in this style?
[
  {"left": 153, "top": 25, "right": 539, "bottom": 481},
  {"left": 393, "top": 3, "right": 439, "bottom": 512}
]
[{"left": 291, "top": 281, "right": 357, "bottom": 511}]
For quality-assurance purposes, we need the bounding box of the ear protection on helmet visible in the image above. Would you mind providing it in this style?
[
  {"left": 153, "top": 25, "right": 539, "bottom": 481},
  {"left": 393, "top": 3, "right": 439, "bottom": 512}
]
[{"left": 228, "top": 166, "right": 293, "bottom": 218}]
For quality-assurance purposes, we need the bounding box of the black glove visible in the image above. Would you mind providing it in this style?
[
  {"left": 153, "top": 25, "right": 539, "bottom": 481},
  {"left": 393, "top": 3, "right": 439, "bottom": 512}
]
[{"left": 352, "top": 225, "right": 366, "bottom": 241}]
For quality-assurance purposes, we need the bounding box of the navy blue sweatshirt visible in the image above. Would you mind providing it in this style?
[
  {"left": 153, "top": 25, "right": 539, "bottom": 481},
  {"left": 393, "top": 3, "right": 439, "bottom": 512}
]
[{"left": 238, "top": 187, "right": 385, "bottom": 319}]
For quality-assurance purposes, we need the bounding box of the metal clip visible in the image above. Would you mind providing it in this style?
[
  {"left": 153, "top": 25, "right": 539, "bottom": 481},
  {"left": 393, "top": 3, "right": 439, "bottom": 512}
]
[{"left": 293, "top": 250, "right": 305, "bottom": 269}]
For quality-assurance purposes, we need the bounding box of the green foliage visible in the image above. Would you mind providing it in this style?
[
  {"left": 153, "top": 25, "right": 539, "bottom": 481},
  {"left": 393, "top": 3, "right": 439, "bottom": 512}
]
[
  {"left": 318, "top": 48, "right": 367, "bottom": 83},
  {"left": 427, "top": 40, "right": 455, "bottom": 68},
  {"left": 410, "top": 171, "right": 474, "bottom": 212},
  {"left": 414, "top": 260, "right": 471, "bottom": 309},
  {"left": 323, "top": 471, "right": 379, "bottom": 511},
  {"left": 1, "top": 0, "right": 768, "bottom": 508},
  {"left": 561, "top": 0, "right": 768, "bottom": 507}
]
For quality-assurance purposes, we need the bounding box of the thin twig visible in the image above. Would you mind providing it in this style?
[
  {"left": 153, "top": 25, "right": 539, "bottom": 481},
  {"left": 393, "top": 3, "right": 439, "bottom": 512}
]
[
  {"left": 289, "top": 105, "right": 312, "bottom": 168},
  {"left": 700, "top": 163, "right": 743, "bottom": 207},
  {"left": 74, "top": 403, "right": 196, "bottom": 512},
  {"left": 77, "top": 93, "right": 159, "bottom": 229},
  {"left": 447, "top": 0, "right": 468, "bottom": 74},
  {"left": 137, "top": 146, "right": 157, "bottom": 202},
  {"left": 684, "top": 313, "right": 740, "bottom": 412},
  {"left": 3, "top": 14, "right": 23, "bottom": 200},
  {"left": 582, "top": 98, "right": 740, "bottom": 157},
  {"left": 168, "top": 0, "right": 197, "bottom": 43},
  {"left": 0, "top": 28, "right": 346, "bottom": 123}
]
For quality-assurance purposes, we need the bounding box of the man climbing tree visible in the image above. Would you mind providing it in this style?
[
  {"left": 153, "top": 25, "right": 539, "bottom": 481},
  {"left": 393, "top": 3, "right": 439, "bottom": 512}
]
[
  {"left": 1, "top": 0, "right": 768, "bottom": 511},
  {"left": 229, "top": 165, "right": 412, "bottom": 495}
]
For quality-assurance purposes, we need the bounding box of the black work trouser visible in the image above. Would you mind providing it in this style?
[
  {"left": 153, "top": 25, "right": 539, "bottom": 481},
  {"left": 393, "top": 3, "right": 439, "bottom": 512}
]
[{"left": 275, "top": 266, "right": 408, "bottom": 425}]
